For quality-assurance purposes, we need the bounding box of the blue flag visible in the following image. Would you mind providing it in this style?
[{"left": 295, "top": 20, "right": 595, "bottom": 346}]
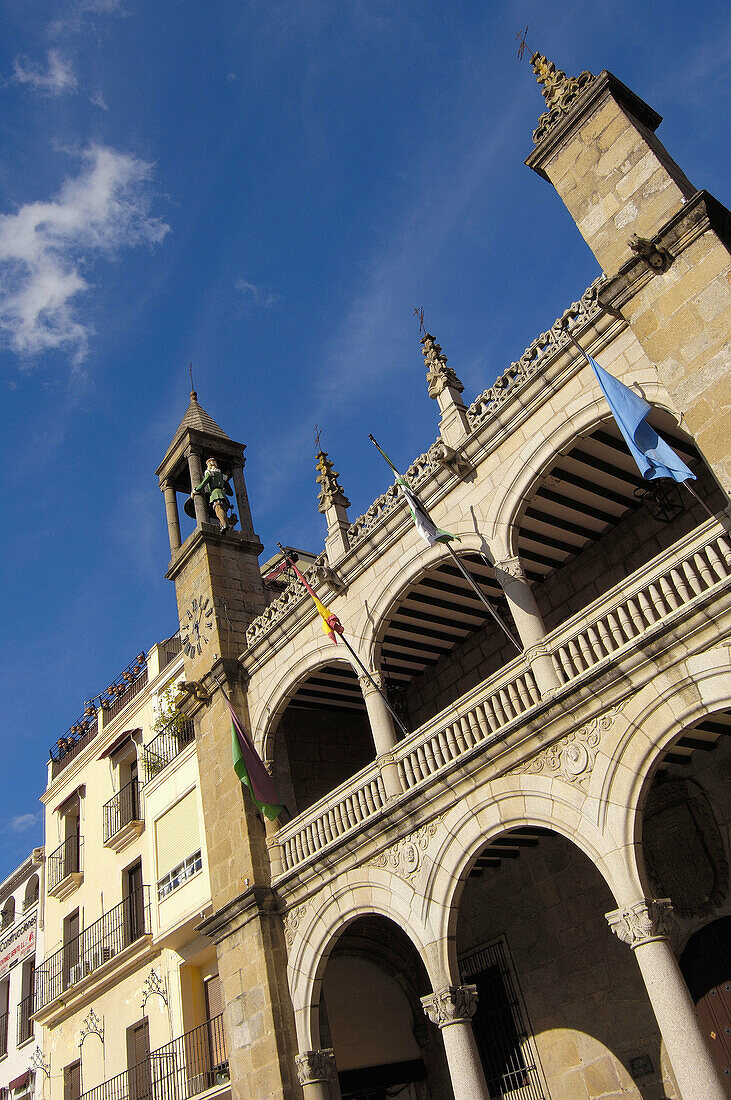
[{"left": 587, "top": 354, "right": 695, "bottom": 483}]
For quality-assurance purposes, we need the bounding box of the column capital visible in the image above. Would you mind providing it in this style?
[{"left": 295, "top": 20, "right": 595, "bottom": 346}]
[
  {"left": 421, "top": 985, "right": 478, "bottom": 1028},
  {"left": 493, "top": 555, "right": 526, "bottom": 581},
  {"left": 606, "top": 898, "right": 673, "bottom": 949},
  {"left": 295, "top": 1049, "right": 336, "bottom": 1085},
  {"left": 358, "top": 670, "right": 385, "bottom": 696}
]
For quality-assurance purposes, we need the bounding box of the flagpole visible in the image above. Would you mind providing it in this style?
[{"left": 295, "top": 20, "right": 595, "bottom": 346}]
[
  {"left": 368, "top": 436, "right": 520, "bottom": 651},
  {"left": 275, "top": 544, "right": 410, "bottom": 738},
  {"left": 442, "top": 542, "right": 521, "bottom": 651}
]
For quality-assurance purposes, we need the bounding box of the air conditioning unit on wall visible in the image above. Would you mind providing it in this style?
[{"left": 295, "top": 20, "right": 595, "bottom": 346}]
[{"left": 68, "top": 964, "right": 84, "bottom": 985}]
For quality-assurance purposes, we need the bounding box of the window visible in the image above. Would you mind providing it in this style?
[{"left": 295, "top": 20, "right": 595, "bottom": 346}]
[
  {"left": 64, "top": 1061, "right": 81, "bottom": 1100},
  {"left": 0, "top": 897, "right": 15, "bottom": 929},
  {"left": 23, "top": 876, "right": 39, "bottom": 912},
  {"left": 155, "top": 790, "right": 201, "bottom": 898},
  {"left": 460, "top": 936, "right": 545, "bottom": 1099},
  {"left": 157, "top": 850, "right": 202, "bottom": 900}
]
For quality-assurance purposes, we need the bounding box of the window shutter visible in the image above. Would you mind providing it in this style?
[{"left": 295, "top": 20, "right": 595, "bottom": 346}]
[
  {"left": 204, "top": 974, "right": 223, "bottom": 1020},
  {"left": 155, "top": 790, "right": 200, "bottom": 877}
]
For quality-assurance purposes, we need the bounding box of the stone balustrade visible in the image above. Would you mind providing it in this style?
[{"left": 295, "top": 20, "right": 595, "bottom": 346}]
[{"left": 272, "top": 516, "right": 731, "bottom": 878}]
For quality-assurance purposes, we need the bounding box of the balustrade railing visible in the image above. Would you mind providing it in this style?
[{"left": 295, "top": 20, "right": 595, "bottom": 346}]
[
  {"left": 36, "top": 887, "right": 150, "bottom": 1010},
  {"left": 47, "top": 835, "right": 83, "bottom": 891},
  {"left": 105, "top": 668, "right": 149, "bottom": 722},
  {"left": 274, "top": 517, "right": 731, "bottom": 876},
  {"left": 103, "top": 779, "right": 142, "bottom": 842},
  {"left": 17, "top": 992, "right": 34, "bottom": 1044},
  {"left": 550, "top": 523, "right": 731, "bottom": 683},
  {"left": 141, "top": 720, "right": 195, "bottom": 785},
  {"left": 77, "top": 1015, "right": 228, "bottom": 1100}
]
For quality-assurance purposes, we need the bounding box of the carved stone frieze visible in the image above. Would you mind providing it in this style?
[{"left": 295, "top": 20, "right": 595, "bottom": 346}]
[
  {"left": 422, "top": 333, "right": 464, "bottom": 398},
  {"left": 368, "top": 818, "right": 442, "bottom": 880},
  {"left": 531, "top": 54, "right": 596, "bottom": 144},
  {"left": 515, "top": 711, "right": 616, "bottom": 786},
  {"left": 295, "top": 1048, "right": 336, "bottom": 1085},
  {"left": 606, "top": 899, "right": 673, "bottom": 949},
  {"left": 467, "top": 277, "right": 605, "bottom": 427},
  {"left": 421, "top": 984, "right": 478, "bottom": 1027},
  {"left": 283, "top": 903, "right": 309, "bottom": 948}
]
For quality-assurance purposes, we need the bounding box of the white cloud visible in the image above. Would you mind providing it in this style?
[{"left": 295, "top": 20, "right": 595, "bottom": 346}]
[
  {"left": 13, "top": 50, "right": 78, "bottom": 96},
  {"left": 235, "top": 279, "right": 279, "bottom": 309},
  {"left": 0, "top": 145, "right": 170, "bottom": 363},
  {"left": 51, "top": 0, "right": 124, "bottom": 35},
  {"left": 10, "top": 812, "right": 39, "bottom": 833}
]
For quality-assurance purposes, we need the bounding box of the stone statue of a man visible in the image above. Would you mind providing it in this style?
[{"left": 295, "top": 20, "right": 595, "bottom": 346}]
[{"left": 193, "top": 458, "right": 234, "bottom": 531}]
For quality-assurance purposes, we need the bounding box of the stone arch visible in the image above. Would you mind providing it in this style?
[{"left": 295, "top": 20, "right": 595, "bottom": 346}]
[
  {"left": 253, "top": 644, "right": 360, "bottom": 763},
  {"left": 488, "top": 385, "right": 684, "bottom": 561},
  {"left": 422, "top": 785, "right": 620, "bottom": 984},
  {"left": 364, "top": 530, "right": 495, "bottom": 672},
  {"left": 286, "top": 875, "right": 438, "bottom": 1052},
  {"left": 598, "top": 651, "right": 731, "bottom": 894}
]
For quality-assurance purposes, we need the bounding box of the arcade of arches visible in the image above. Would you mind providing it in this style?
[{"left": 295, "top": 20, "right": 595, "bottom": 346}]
[{"left": 293, "top": 711, "right": 731, "bottom": 1100}]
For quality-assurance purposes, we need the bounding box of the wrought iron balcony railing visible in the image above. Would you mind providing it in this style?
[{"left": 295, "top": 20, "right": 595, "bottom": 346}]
[
  {"left": 17, "top": 992, "right": 34, "bottom": 1044},
  {"left": 103, "top": 779, "right": 142, "bottom": 842},
  {"left": 35, "top": 887, "right": 150, "bottom": 1010},
  {"left": 47, "top": 835, "right": 83, "bottom": 891},
  {"left": 273, "top": 517, "right": 731, "bottom": 878},
  {"left": 141, "top": 720, "right": 195, "bottom": 785},
  {"left": 77, "top": 1014, "right": 228, "bottom": 1100}
]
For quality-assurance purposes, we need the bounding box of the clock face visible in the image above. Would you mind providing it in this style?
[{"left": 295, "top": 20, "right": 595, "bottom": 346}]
[{"left": 180, "top": 596, "right": 214, "bottom": 656}]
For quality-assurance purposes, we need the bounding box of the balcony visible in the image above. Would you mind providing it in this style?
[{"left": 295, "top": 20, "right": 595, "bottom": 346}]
[
  {"left": 78, "top": 1015, "right": 228, "bottom": 1100},
  {"left": 35, "top": 887, "right": 151, "bottom": 1013},
  {"left": 103, "top": 779, "right": 144, "bottom": 851},
  {"left": 17, "top": 993, "right": 33, "bottom": 1045},
  {"left": 272, "top": 517, "right": 731, "bottom": 879},
  {"left": 0, "top": 1011, "right": 7, "bottom": 1057},
  {"left": 141, "top": 720, "right": 195, "bottom": 785},
  {"left": 47, "top": 836, "right": 83, "bottom": 899}
]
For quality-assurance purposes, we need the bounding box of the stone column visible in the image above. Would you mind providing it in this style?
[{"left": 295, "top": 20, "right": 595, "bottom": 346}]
[
  {"left": 421, "top": 985, "right": 492, "bottom": 1099},
  {"left": 185, "top": 448, "right": 209, "bottom": 527},
  {"left": 359, "top": 673, "right": 403, "bottom": 799},
  {"left": 162, "top": 481, "right": 182, "bottom": 552},
  {"left": 295, "top": 1049, "right": 338, "bottom": 1100},
  {"left": 493, "top": 557, "right": 560, "bottom": 694},
  {"left": 231, "top": 463, "right": 255, "bottom": 539},
  {"left": 606, "top": 899, "right": 727, "bottom": 1100}
]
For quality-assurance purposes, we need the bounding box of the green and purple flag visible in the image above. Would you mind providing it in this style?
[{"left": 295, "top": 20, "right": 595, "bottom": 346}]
[{"left": 224, "top": 692, "right": 283, "bottom": 820}]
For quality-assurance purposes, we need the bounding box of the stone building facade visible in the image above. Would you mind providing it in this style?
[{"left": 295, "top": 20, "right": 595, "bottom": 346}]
[{"left": 149, "top": 54, "right": 731, "bottom": 1100}]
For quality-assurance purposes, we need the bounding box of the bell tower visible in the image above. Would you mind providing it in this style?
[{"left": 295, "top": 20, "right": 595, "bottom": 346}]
[{"left": 156, "top": 391, "right": 300, "bottom": 1100}]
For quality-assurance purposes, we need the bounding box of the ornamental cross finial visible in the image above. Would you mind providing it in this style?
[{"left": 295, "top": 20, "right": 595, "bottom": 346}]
[
  {"left": 515, "top": 25, "right": 532, "bottom": 61},
  {"left": 315, "top": 441, "right": 351, "bottom": 513},
  {"left": 530, "top": 52, "right": 595, "bottom": 144},
  {"left": 422, "top": 332, "right": 464, "bottom": 399}
]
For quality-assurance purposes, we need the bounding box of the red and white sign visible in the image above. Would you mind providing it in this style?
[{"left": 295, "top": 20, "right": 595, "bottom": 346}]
[{"left": 0, "top": 914, "right": 36, "bottom": 978}]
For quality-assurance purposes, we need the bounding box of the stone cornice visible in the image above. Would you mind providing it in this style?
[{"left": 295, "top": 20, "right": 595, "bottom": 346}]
[
  {"left": 599, "top": 189, "right": 731, "bottom": 313},
  {"left": 165, "top": 524, "right": 264, "bottom": 582},
  {"left": 525, "top": 69, "right": 662, "bottom": 180},
  {"left": 196, "top": 884, "right": 278, "bottom": 944}
]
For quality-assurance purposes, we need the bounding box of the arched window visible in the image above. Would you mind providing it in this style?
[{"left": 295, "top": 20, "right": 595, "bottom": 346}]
[
  {"left": 24, "top": 874, "right": 39, "bottom": 912},
  {"left": 0, "top": 896, "right": 15, "bottom": 929}
]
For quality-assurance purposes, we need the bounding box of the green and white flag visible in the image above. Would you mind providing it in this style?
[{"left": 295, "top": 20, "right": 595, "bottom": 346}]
[{"left": 370, "top": 435, "right": 459, "bottom": 546}]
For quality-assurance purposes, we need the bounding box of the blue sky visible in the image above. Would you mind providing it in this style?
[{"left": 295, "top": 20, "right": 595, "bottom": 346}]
[{"left": 0, "top": 0, "right": 729, "bottom": 878}]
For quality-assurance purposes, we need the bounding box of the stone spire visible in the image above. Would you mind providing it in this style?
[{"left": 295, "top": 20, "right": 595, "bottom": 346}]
[
  {"left": 530, "top": 53, "right": 595, "bottom": 145},
  {"left": 316, "top": 443, "right": 350, "bottom": 563},
  {"left": 316, "top": 449, "right": 351, "bottom": 513},
  {"left": 421, "top": 332, "right": 469, "bottom": 449}
]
